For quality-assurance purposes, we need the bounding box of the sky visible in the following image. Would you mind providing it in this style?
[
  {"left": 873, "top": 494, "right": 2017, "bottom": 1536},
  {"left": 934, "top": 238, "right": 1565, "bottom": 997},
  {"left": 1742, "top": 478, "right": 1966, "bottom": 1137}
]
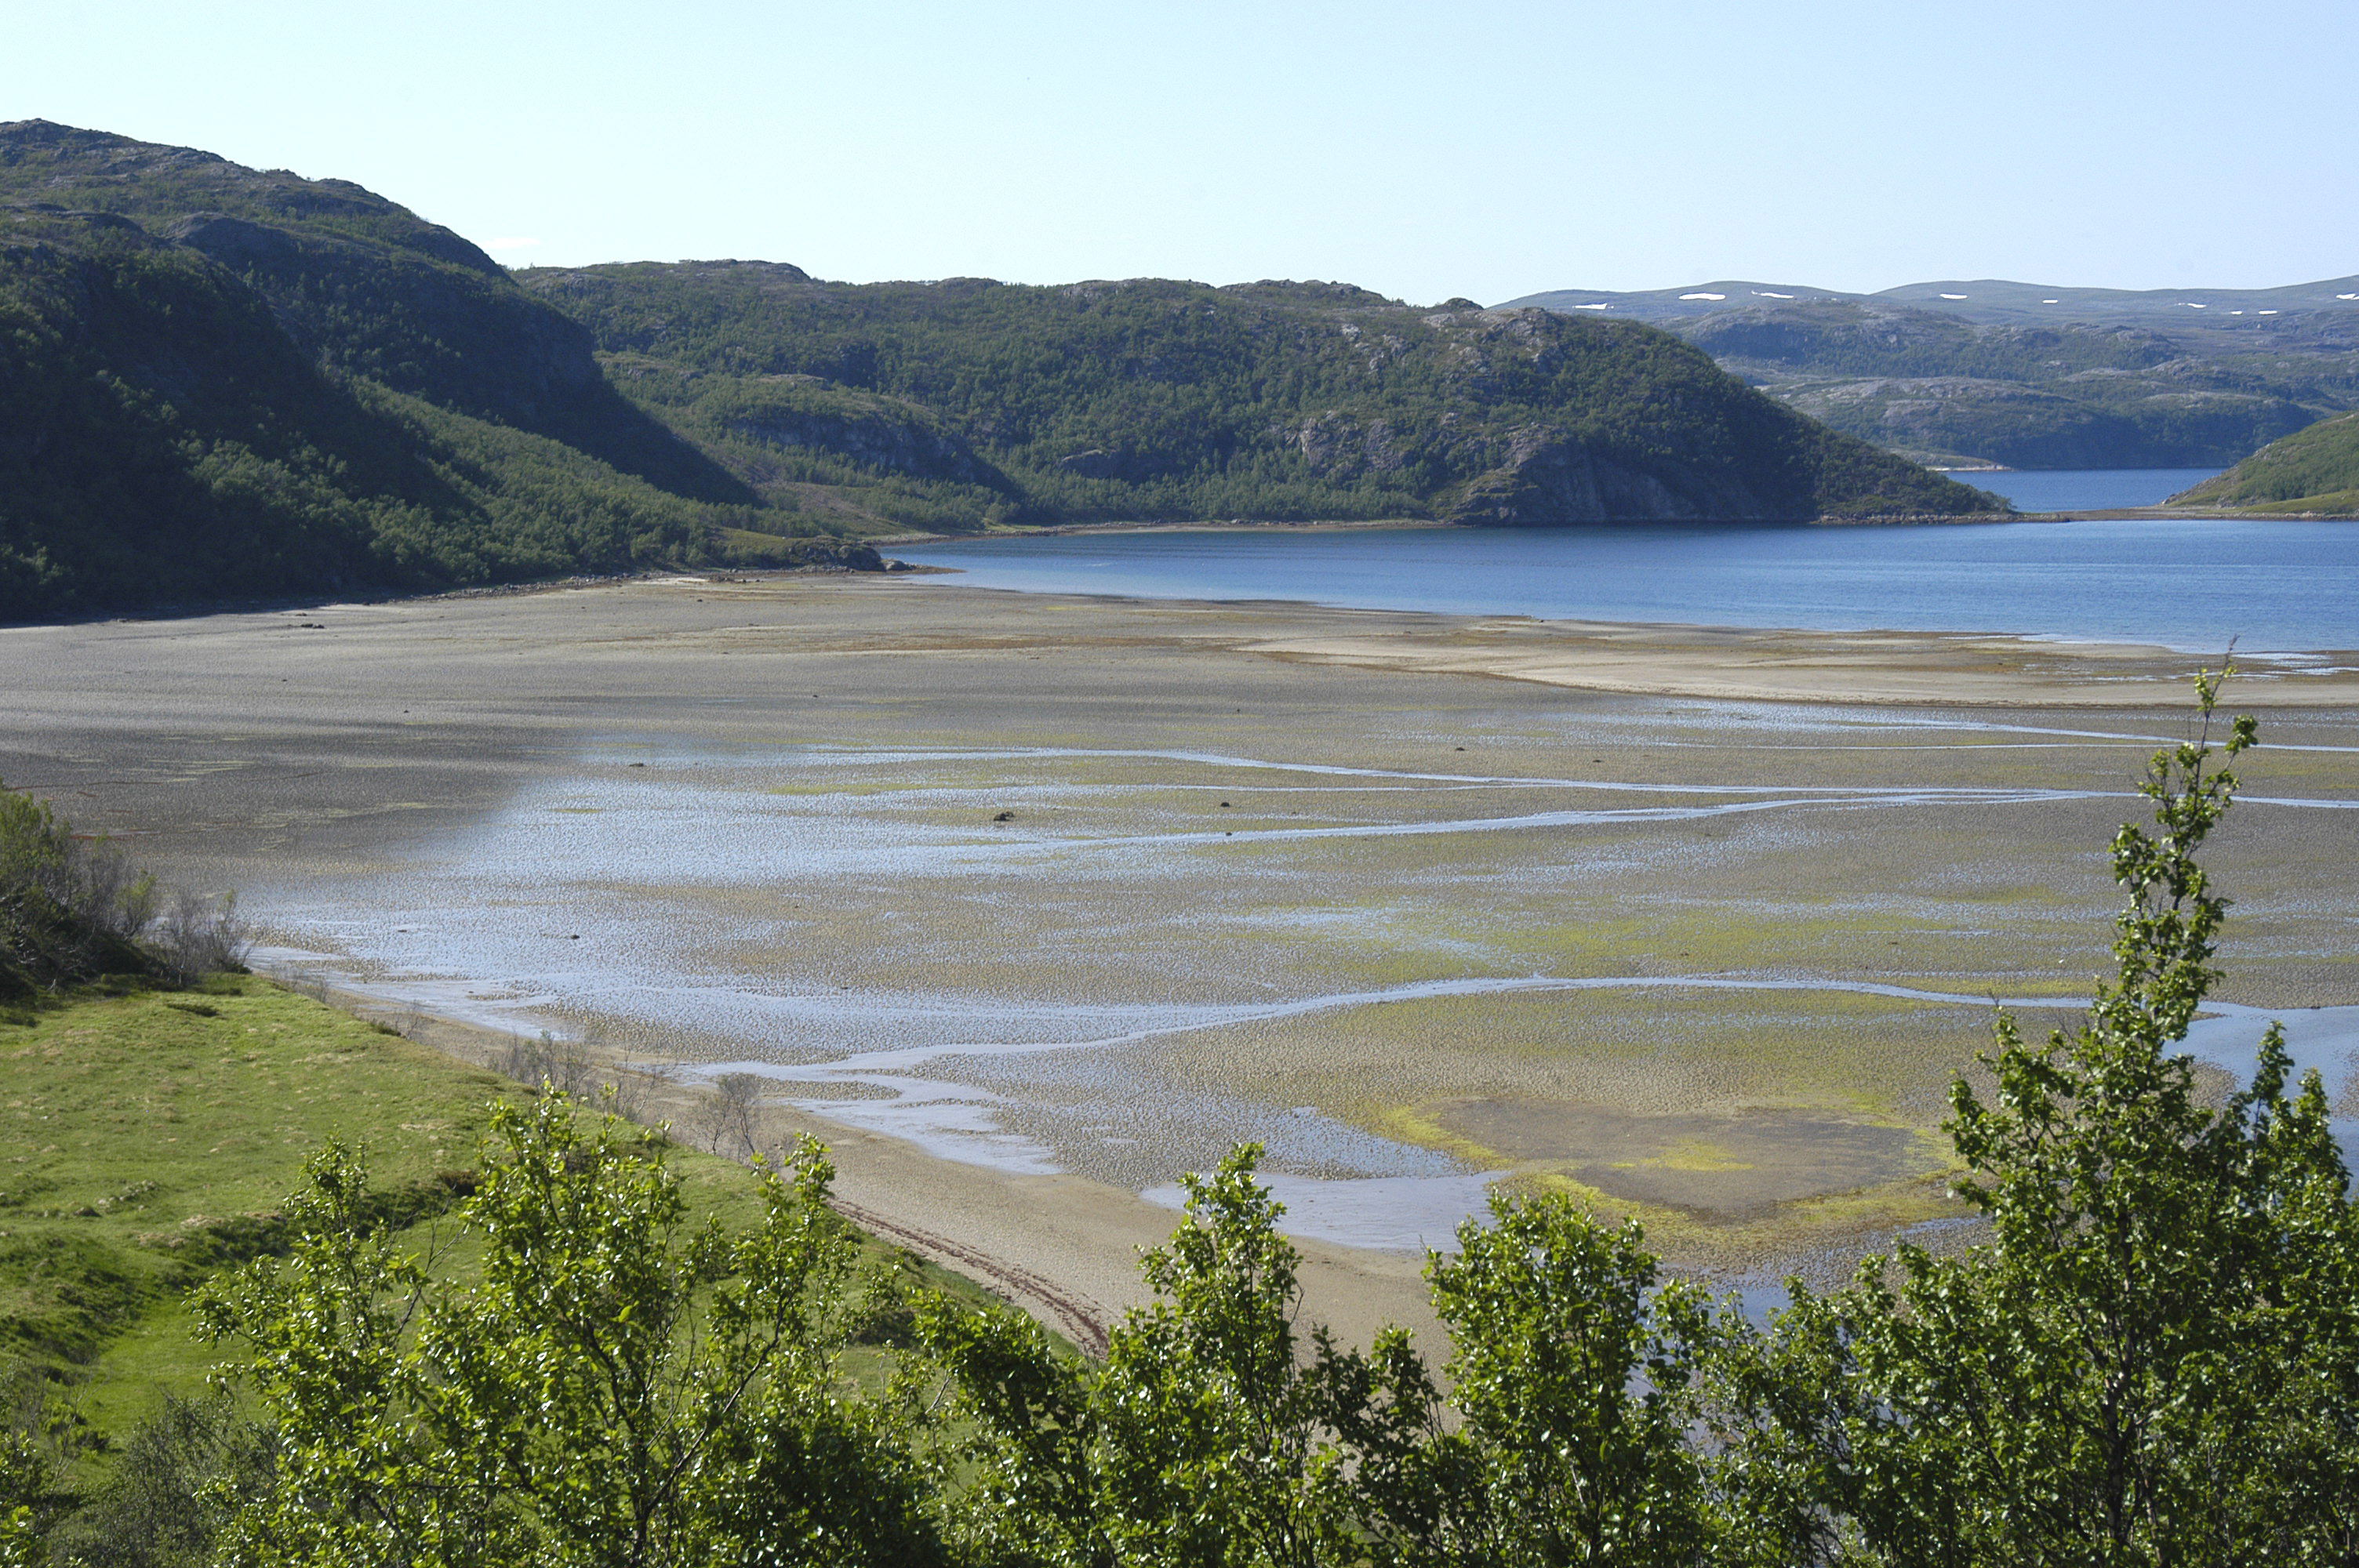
[{"left": 6, "top": 0, "right": 2354, "bottom": 304}]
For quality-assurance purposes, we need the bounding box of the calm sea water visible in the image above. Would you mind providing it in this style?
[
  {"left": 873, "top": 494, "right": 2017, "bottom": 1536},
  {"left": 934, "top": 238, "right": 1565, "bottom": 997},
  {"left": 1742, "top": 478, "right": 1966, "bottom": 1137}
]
[
  {"left": 899, "top": 516, "right": 2359, "bottom": 653},
  {"left": 1951, "top": 466, "right": 2223, "bottom": 511}
]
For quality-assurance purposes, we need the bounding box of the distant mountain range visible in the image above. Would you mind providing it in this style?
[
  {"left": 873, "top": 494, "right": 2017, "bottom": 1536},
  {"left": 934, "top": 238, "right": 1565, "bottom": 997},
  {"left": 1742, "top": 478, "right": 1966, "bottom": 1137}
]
[
  {"left": 1500, "top": 279, "right": 2359, "bottom": 470},
  {"left": 0, "top": 121, "right": 1997, "bottom": 622},
  {"left": 1502, "top": 277, "right": 2359, "bottom": 330}
]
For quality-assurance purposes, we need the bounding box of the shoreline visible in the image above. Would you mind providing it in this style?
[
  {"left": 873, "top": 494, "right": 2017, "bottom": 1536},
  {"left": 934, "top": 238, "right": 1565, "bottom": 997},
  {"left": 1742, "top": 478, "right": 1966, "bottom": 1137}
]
[
  {"left": 878, "top": 512, "right": 2045, "bottom": 546},
  {"left": 43, "top": 566, "right": 2359, "bottom": 690},
  {"left": 874, "top": 501, "right": 2343, "bottom": 546}
]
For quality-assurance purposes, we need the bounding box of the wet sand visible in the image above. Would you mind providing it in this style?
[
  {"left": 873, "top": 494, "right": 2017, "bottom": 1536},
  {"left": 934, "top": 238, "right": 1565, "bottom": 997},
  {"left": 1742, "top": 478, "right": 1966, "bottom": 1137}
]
[
  {"left": 1251, "top": 619, "right": 2359, "bottom": 708},
  {"left": 4, "top": 575, "right": 2354, "bottom": 1345}
]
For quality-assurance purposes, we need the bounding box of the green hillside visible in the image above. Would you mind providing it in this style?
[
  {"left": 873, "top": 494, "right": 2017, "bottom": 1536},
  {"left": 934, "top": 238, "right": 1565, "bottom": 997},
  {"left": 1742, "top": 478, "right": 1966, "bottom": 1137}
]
[
  {"left": 0, "top": 207, "right": 769, "bottom": 617},
  {"left": 2, "top": 119, "right": 1998, "bottom": 622},
  {"left": 527, "top": 264, "right": 2001, "bottom": 525},
  {"left": 0, "top": 121, "right": 743, "bottom": 501},
  {"left": 2169, "top": 411, "right": 2359, "bottom": 516},
  {"left": 0, "top": 124, "right": 826, "bottom": 621}
]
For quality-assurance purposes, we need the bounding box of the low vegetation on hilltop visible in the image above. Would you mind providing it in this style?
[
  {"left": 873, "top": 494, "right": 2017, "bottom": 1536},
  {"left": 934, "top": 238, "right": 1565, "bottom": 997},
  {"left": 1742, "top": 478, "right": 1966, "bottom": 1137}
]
[{"left": 2170, "top": 409, "right": 2359, "bottom": 516}]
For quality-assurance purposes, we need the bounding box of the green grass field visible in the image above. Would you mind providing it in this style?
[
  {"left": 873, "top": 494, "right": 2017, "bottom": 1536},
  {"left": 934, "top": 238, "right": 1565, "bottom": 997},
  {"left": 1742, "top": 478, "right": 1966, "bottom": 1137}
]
[{"left": 0, "top": 975, "right": 1000, "bottom": 1481}]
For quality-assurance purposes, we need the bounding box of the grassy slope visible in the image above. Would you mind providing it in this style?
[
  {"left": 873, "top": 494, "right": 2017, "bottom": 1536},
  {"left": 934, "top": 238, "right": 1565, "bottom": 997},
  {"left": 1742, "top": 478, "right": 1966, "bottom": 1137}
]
[
  {"left": 0, "top": 977, "right": 997, "bottom": 1466},
  {"left": 2172, "top": 411, "right": 2359, "bottom": 516}
]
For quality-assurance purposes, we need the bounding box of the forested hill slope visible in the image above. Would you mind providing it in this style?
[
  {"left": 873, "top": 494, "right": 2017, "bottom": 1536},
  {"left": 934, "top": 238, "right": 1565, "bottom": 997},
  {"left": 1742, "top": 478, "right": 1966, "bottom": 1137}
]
[
  {"left": 0, "top": 122, "right": 783, "bottom": 621},
  {"left": 522, "top": 263, "right": 2001, "bottom": 526},
  {"left": 0, "top": 119, "right": 741, "bottom": 500},
  {"left": 2170, "top": 412, "right": 2359, "bottom": 516}
]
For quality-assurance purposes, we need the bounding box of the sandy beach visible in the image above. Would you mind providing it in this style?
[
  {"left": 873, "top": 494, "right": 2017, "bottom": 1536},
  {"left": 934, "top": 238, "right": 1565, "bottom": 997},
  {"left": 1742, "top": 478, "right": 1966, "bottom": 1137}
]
[{"left": 5, "top": 575, "right": 2354, "bottom": 1347}]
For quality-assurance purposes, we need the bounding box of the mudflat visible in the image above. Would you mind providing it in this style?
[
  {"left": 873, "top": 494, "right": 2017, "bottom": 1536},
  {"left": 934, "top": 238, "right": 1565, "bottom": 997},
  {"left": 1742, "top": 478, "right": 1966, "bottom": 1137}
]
[{"left": 5, "top": 575, "right": 2354, "bottom": 1345}]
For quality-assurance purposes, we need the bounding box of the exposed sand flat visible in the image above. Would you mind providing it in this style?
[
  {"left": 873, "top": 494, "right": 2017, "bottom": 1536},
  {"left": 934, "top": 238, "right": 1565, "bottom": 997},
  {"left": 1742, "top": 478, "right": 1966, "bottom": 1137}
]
[
  {"left": 3, "top": 574, "right": 2352, "bottom": 1348},
  {"left": 1248, "top": 619, "right": 2359, "bottom": 708}
]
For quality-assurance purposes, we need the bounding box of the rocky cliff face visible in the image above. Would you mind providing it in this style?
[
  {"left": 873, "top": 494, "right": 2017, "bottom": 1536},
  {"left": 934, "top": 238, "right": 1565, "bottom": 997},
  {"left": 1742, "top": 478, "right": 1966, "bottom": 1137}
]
[
  {"left": 1447, "top": 426, "right": 1783, "bottom": 524},
  {"left": 724, "top": 398, "right": 994, "bottom": 485},
  {"left": 1287, "top": 412, "right": 1408, "bottom": 480}
]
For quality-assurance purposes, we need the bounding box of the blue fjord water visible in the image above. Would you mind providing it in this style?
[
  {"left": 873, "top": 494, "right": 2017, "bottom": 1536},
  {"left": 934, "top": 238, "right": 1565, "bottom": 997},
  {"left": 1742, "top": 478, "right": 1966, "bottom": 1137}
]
[
  {"left": 900, "top": 510, "right": 2359, "bottom": 653},
  {"left": 1959, "top": 466, "right": 2223, "bottom": 512}
]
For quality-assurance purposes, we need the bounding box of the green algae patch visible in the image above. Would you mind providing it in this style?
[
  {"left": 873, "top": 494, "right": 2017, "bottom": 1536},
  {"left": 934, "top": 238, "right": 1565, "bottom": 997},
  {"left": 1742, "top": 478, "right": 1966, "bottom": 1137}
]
[
  {"left": 1499, "top": 1167, "right": 1974, "bottom": 1274},
  {"left": 1364, "top": 1102, "right": 1509, "bottom": 1170},
  {"left": 1174, "top": 982, "right": 1997, "bottom": 1272},
  {"left": 1658, "top": 1138, "right": 1754, "bottom": 1173}
]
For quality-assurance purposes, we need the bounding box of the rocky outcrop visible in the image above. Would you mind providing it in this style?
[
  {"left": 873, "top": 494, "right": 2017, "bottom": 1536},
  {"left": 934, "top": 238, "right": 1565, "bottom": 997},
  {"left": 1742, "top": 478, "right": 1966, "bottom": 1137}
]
[
  {"left": 715, "top": 534, "right": 895, "bottom": 571},
  {"left": 727, "top": 397, "right": 995, "bottom": 485},
  {"left": 1447, "top": 426, "right": 1784, "bottom": 524},
  {"left": 1056, "top": 448, "right": 1129, "bottom": 480},
  {"left": 1289, "top": 412, "right": 1406, "bottom": 479}
]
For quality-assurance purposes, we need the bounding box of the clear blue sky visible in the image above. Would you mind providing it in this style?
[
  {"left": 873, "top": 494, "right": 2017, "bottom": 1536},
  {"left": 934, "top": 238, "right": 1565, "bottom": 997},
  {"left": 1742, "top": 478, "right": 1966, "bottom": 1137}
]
[{"left": 9, "top": 0, "right": 2352, "bottom": 303}]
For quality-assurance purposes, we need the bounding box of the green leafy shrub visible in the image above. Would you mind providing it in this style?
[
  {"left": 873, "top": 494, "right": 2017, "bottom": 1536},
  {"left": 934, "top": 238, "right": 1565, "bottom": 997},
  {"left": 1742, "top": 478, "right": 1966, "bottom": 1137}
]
[{"left": 196, "top": 1098, "right": 942, "bottom": 1567}]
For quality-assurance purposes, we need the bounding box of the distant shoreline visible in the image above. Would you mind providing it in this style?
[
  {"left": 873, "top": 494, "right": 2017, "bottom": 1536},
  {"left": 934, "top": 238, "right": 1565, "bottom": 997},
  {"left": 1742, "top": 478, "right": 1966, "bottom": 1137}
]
[
  {"left": 874, "top": 502, "right": 2350, "bottom": 547},
  {"left": 874, "top": 511, "right": 2034, "bottom": 546}
]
